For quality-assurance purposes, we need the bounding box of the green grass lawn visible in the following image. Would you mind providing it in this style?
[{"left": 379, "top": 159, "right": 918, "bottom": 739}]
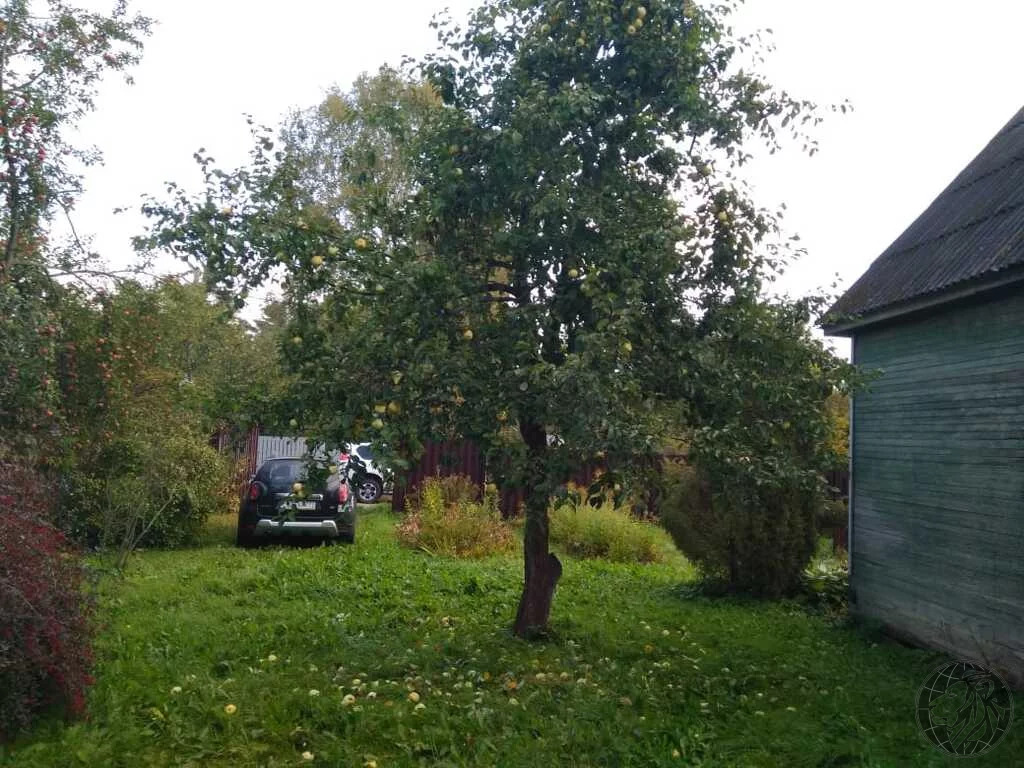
[{"left": 4, "top": 507, "right": 1022, "bottom": 767}]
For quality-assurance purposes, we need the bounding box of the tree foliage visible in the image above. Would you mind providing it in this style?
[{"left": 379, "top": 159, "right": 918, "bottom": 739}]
[
  {"left": 0, "top": 0, "right": 150, "bottom": 459},
  {"left": 143, "top": 0, "right": 858, "bottom": 627},
  {"left": 663, "top": 294, "right": 858, "bottom": 596},
  {"left": 282, "top": 66, "right": 441, "bottom": 234},
  {"left": 824, "top": 390, "right": 849, "bottom": 465},
  {"left": 55, "top": 278, "right": 278, "bottom": 548},
  {"left": 0, "top": 0, "right": 151, "bottom": 284},
  {"left": 0, "top": 0, "right": 151, "bottom": 735}
]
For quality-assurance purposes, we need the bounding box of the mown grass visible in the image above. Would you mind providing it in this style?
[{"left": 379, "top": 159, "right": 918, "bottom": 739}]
[{"left": 4, "top": 506, "right": 1022, "bottom": 767}]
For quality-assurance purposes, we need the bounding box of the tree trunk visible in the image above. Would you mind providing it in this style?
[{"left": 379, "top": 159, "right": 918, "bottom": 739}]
[{"left": 512, "top": 421, "right": 562, "bottom": 638}]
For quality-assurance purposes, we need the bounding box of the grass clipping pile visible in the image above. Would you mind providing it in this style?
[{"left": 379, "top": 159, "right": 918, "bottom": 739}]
[{"left": 396, "top": 475, "right": 516, "bottom": 558}]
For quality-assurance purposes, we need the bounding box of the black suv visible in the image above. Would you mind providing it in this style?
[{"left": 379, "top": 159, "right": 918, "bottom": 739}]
[{"left": 236, "top": 457, "right": 356, "bottom": 547}]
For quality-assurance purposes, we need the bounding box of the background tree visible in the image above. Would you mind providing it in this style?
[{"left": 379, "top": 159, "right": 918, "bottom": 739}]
[
  {"left": 56, "top": 277, "right": 276, "bottom": 550},
  {"left": 139, "top": 67, "right": 438, "bottom": 309},
  {"left": 143, "top": 0, "right": 857, "bottom": 633},
  {"left": 824, "top": 390, "right": 850, "bottom": 466},
  {"left": 282, "top": 66, "right": 440, "bottom": 236}
]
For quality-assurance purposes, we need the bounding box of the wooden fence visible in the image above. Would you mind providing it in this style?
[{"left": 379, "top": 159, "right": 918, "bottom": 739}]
[
  {"left": 390, "top": 440, "right": 619, "bottom": 517},
  {"left": 825, "top": 467, "right": 850, "bottom": 500},
  {"left": 824, "top": 467, "right": 850, "bottom": 551},
  {"left": 496, "top": 461, "right": 606, "bottom": 518},
  {"left": 211, "top": 424, "right": 261, "bottom": 501},
  {"left": 390, "top": 440, "right": 485, "bottom": 513},
  {"left": 391, "top": 441, "right": 852, "bottom": 553}
]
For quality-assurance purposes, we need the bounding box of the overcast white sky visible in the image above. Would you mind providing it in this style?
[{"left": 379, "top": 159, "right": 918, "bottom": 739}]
[{"left": 70, "top": 0, "right": 1024, "bottom": 354}]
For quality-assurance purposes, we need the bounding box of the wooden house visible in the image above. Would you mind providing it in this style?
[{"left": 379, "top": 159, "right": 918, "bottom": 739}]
[{"left": 823, "top": 107, "right": 1024, "bottom": 685}]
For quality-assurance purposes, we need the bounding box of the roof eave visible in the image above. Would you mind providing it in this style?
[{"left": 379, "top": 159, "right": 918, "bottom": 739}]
[{"left": 822, "top": 265, "right": 1024, "bottom": 336}]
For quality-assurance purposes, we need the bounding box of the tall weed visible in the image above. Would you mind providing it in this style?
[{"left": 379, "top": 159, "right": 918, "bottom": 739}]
[
  {"left": 396, "top": 476, "right": 515, "bottom": 558},
  {"left": 549, "top": 487, "right": 665, "bottom": 564}
]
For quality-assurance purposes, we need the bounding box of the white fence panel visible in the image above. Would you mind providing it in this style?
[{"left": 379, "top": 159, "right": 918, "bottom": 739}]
[
  {"left": 256, "top": 436, "right": 308, "bottom": 467},
  {"left": 255, "top": 436, "right": 335, "bottom": 468}
]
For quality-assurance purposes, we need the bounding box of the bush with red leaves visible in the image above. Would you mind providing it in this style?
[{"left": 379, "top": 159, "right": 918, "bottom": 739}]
[{"left": 0, "top": 466, "right": 95, "bottom": 741}]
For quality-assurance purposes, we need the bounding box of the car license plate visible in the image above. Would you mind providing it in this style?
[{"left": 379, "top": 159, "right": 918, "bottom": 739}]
[{"left": 282, "top": 500, "right": 317, "bottom": 511}]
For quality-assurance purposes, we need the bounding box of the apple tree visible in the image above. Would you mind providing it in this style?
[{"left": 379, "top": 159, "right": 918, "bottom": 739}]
[
  {"left": 143, "top": 0, "right": 853, "bottom": 632},
  {"left": 0, "top": 0, "right": 151, "bottom": 284},
  {"left": 0, "top": 0, "right": 150, "bottom": 458}
]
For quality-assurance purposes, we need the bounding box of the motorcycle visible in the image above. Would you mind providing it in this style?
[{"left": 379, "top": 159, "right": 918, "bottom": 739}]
[{"left": 338, "top": 450, "right": 383, "bottom": 505}]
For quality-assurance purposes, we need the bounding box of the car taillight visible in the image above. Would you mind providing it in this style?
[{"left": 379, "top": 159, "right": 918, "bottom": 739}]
[
  {"left": 248, "top": 482, "right": 264, "bottom": 501},
  {"left": 338, "top": 483, "right": 349, "bottom": 504}
]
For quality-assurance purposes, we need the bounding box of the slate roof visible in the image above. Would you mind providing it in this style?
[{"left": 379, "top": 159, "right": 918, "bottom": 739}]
[{"left": 824, "top": 105, "right": 1024, "bottom": 329}]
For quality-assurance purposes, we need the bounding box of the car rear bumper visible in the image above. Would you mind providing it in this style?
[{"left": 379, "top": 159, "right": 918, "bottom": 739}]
[{"left": 253, "top": 519, "right": 349, "bottom": 537}]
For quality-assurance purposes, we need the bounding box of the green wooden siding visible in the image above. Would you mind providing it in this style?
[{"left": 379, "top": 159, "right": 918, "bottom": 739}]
[{"left": 851, "top": 286, "right": 1024, "bottom": 686}]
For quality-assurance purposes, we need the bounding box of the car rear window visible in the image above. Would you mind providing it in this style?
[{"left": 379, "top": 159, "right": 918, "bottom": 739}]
[
  {"left": 256, "top": 460, "right": 304, "bottom": 490},
  {"left": 356, "top": 445, "right": 373, "bottom": 461}
]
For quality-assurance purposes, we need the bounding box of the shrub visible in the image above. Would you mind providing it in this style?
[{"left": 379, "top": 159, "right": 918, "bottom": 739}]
[
  {"left": 801, "top": 542, "right": 850, "bottom": 616},
  {"left": 0, "top": 487, "right": 94, "bottom": 740},
  {"left": 659, "top": 458, "right": 713, "bottom": 563},
  {"left": 410, "top": 474, "right": 481, "bottom": 510},
  {"left": 816, "top": 498, "right": 847, "bottom": 531},
  {"left": 666, "top": 294, "right": 862, "bottom": 598},
  {"left": 396, "top": 476, "right": 515, "bottom": 558},
  {"left": 118, "top": 433, "right": 231, "bottom": 549},
  {"left": 62, "top": 431, "right": 232, "bottom": 558},
  {"left": 549, "top": 486, "right": 665, "bottom": 564},
  {"left": 0, "top": 458, "right": 53, "bottom": 517},
  {"left": 661, "top": 461, "right": 820, "bottom": 597}
]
